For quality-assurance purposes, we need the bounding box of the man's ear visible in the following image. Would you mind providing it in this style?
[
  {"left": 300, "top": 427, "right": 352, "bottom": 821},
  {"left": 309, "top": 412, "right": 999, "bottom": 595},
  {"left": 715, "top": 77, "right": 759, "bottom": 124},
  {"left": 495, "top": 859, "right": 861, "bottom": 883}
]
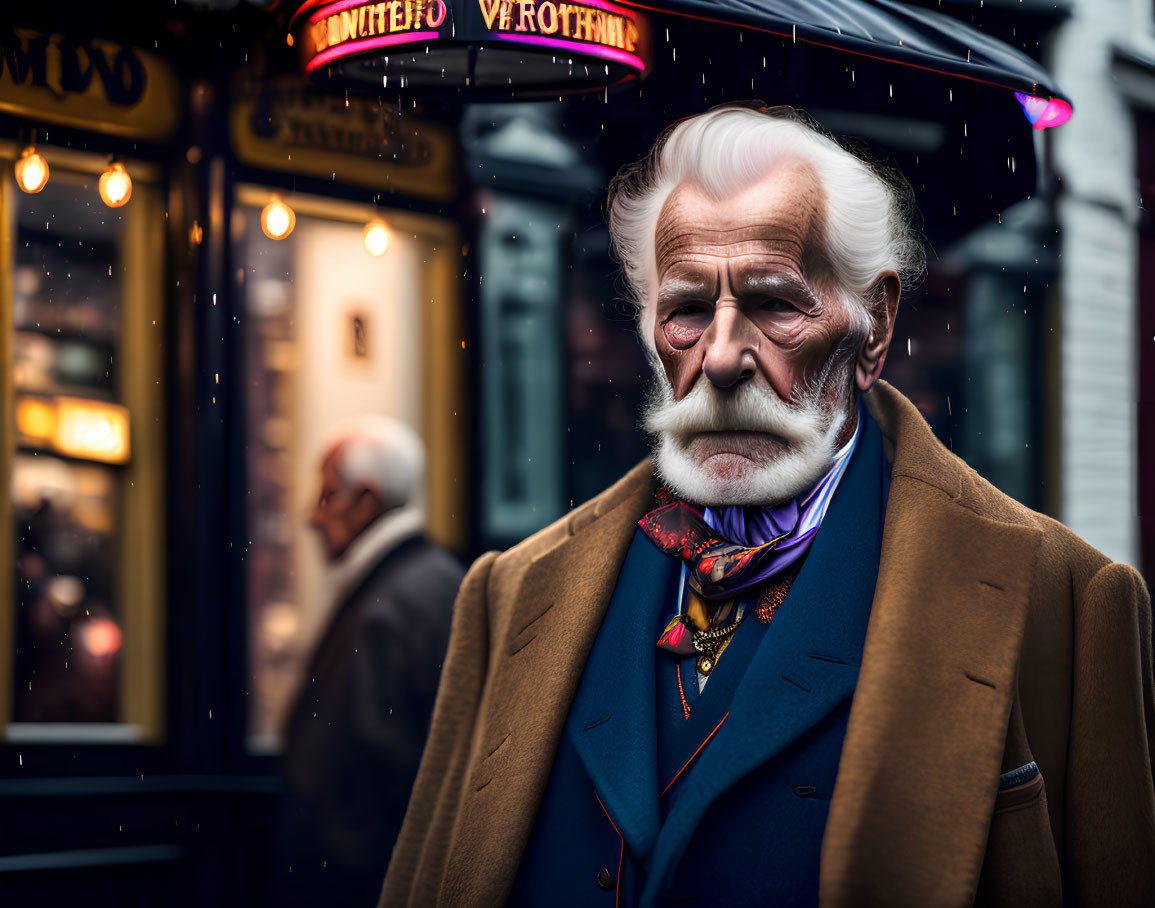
[
  {"left": 351, "top": 485, "right": 388, "bottom": 530},
  {"left": 856, "top": 271, "right": 901, "bottom": 393}
]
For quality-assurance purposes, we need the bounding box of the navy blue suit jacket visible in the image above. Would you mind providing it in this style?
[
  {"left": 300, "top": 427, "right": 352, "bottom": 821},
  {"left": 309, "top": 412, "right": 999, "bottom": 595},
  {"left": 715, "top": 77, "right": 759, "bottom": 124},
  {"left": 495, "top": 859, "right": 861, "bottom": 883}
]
[{"left": 511, "top": 413, "right": 887, "bottom": 907}]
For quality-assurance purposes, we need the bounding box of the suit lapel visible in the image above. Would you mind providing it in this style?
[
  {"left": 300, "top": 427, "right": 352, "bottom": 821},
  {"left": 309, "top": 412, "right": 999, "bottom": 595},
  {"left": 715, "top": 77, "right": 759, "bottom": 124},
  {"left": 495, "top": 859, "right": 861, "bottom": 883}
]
[
  {"left": 819, "top": 384, "right": 1043, "bottom": 906},
  {"left": 565, "top": 530, "right": 680, "bottom": 864},
  {"left": 643, "top": 409, "right": 884, "bottom": 900}
]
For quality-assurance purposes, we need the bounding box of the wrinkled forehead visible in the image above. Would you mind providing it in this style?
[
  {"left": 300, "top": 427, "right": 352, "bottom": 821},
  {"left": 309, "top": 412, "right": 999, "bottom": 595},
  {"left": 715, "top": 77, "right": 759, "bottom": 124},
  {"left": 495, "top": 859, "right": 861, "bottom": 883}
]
[{"left": 653, "top": 159, "right": 827, "bottom": 284}]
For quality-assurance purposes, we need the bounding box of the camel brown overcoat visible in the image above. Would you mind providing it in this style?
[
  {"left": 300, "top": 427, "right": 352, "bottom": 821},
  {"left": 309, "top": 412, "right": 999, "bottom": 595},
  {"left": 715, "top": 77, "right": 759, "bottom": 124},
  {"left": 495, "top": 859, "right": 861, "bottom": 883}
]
[{"left": 380, "top": 381, "right": 1155, "bottom": 906}]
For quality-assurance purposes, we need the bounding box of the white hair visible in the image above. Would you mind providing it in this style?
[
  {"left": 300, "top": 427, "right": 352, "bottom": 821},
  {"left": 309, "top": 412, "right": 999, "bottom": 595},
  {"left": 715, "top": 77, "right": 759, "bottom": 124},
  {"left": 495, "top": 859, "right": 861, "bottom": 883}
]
[
  {"left": 607, "top": 103, "right": 924, "bottom": 358},
  {"left": 325, "top": 415, "right": 426, "bottom": 512}
]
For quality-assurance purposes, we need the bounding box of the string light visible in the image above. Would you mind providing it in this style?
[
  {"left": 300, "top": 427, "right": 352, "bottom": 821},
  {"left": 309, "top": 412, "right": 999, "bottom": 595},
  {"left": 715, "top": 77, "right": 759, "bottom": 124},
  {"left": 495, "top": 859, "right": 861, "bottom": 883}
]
[
  {"left": 99, "top": 161, "right": 132, "bottom": 208},
  {"left": 363, "top": 217, "right": 390, "bottom": 256},
  {"left": 14, "top": 146, "right": 49, "bottom": 194},
  {"left": 261, "top": 195, "right": 296, "bottom": 240}
]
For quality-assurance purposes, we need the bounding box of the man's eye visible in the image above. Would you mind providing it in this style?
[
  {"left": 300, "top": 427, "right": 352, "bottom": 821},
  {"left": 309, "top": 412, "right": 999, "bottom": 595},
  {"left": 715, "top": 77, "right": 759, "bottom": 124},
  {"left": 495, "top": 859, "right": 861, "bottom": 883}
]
[
  {"left": 667, "top": 303, "right": 711, "bottom": 321},
  {"left": 662, "top": 303, "right": 712, "bottom": 349},
  {"left": 755, "top": 298, "right": 795, "bottom": 313}
]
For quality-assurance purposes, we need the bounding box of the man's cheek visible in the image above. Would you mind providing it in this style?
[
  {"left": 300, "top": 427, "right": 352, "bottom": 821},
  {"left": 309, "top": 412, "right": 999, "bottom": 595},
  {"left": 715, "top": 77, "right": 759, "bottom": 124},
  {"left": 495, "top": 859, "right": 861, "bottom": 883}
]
[
  {"left": 770, "top": 324, "right": 844, "bottom": 389},
  {"left": 656, "top": 346, "right": 702, "bottom": 400}
]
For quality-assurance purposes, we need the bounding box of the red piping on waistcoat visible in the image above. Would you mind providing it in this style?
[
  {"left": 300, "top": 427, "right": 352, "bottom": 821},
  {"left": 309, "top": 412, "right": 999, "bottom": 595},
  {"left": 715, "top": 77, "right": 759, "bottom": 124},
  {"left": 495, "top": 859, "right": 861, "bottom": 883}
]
[
  {"left": 595, "top": 789, "right": 624, "bottom": 908},
  {"left": 660, "top": 711, "right": 729, "bottom": 797}
]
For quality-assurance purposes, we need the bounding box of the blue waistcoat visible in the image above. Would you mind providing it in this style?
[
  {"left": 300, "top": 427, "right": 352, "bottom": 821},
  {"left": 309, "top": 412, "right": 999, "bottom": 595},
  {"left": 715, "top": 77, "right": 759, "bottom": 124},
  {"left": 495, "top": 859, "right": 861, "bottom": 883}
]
[{"left": 510, "top": 412, "right": 887, "bottom": 908}]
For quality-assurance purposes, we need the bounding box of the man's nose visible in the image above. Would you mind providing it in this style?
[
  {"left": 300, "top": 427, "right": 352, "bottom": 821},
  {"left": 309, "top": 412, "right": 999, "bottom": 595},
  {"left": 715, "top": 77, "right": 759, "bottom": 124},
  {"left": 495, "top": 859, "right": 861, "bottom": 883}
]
[{"left": 701, "top": 304, "right": 758, "bottom": 389}]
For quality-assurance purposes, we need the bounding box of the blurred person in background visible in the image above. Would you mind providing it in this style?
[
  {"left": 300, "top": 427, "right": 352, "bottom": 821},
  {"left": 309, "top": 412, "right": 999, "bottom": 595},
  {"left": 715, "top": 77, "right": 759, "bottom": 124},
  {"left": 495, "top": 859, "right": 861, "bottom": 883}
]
[{"left": 274, "top": 415, "right": 463, "bottom": 907}]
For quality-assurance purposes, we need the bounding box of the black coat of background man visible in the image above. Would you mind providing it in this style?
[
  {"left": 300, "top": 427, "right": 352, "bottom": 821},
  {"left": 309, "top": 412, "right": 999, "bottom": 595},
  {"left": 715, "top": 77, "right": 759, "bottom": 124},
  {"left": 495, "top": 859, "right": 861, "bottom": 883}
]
[{"left": 273, "top": 415, "right": 464, "bottom": 907}]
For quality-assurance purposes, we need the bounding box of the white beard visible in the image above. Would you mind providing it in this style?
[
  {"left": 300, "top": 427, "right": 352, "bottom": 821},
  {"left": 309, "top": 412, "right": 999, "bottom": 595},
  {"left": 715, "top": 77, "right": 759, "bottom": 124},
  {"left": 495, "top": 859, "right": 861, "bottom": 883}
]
[{"left": 643, "top": 370, "right": 850, "bottom": 507}]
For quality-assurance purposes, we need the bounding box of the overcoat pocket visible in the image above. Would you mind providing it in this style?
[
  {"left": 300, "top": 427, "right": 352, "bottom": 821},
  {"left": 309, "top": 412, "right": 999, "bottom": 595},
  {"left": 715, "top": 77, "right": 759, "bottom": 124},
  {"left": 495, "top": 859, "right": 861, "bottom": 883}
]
[{"left": 993, "top": 770, "right": 1045, "bottom": 814}]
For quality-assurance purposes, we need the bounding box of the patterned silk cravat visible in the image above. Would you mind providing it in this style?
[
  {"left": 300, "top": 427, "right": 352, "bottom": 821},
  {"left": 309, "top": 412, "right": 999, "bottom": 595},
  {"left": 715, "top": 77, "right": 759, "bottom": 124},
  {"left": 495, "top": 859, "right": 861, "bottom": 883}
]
[
  {"left": 643, "top": 406, "right": 863, "bottom": 667},
  {"left": 642, "top": 489, "right": 806, "bottom": 662}
]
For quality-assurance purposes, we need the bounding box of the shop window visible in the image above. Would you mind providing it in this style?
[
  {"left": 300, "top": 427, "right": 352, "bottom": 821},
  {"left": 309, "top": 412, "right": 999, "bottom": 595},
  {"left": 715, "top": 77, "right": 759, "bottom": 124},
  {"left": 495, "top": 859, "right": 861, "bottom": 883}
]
[
  {"left": 235, "top": 187, "right": 464, "bottom": 749},
  {"left": 476, "top": 193, "right": 567, "bottom": 547},
  {"left": 2, "top": 152, "right": 165, "bottom": 742}
]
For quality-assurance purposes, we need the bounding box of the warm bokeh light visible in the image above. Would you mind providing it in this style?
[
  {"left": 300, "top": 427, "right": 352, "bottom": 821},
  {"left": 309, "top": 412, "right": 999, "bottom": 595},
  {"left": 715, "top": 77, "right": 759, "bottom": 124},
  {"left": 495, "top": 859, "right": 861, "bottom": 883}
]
[
  {"left": 363, "top": 218, "right": 390, "bottom": 256},
  {"left": 16, "top": 397, "right": 58, "bottom": 441},
  {"left": 261, "top": 195, "right": 296, "bottom": 240},
  {"left": 14, "top": 146, "right": 49, "bottom": 194},
  {"left": 99, "top": 161, "right": 133, "bottom": 208},
  {"left": 54, "top": 398, "right": 131, "bottom": 464},
  {"left": 80, "top": 617, "right": 123, "bottom": 658}
]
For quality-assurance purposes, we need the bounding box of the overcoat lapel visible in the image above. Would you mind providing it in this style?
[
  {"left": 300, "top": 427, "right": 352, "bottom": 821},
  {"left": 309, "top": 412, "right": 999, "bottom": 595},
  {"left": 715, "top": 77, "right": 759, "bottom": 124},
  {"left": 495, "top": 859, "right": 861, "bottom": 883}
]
[
  {"left": 819, "top": 384, "right": 1043, "bottom": 906},
  {"left": 565, "top": 530, "right": 680, "bottom": 864},
  {"left": 442, "top": 467, "right": 655, "bottom": 905}
]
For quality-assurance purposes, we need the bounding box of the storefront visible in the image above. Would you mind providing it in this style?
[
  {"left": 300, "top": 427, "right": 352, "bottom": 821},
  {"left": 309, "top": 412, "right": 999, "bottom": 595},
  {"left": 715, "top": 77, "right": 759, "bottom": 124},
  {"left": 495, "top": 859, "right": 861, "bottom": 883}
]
[
  {"left": 0, "top": 15, "right": 469, "bottom": 904},
  {"left": 0, "top": 31, "right": 174, "bottom": 741}
]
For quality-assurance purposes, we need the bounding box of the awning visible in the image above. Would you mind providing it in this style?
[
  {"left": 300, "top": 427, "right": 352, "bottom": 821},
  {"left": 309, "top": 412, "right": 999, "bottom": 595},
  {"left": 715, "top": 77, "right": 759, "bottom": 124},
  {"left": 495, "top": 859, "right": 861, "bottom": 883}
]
[
  {"left": 287, "top": 0, "right": 1070, "bottom": 126},
  {"left": 619, "top": 0, "right": 1070, "bottom": 108}
]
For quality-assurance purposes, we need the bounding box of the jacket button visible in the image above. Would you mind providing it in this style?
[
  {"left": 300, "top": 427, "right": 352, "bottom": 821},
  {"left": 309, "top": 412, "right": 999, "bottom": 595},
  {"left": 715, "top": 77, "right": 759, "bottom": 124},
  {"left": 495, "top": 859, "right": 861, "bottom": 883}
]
[{"left": 596, "top": 867, "right": 615, "bottom": 890}]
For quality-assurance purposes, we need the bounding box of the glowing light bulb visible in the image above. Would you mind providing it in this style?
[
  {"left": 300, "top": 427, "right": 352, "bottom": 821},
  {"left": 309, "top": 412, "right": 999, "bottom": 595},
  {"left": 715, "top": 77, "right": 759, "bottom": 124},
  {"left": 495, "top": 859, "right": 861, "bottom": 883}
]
[
  {"left": 363, "top": 218, "right": 390, "bottom": 256},
  {"left": 15, "top": 146, "right": 49, "bottom": 194},
  {"left": 99, "top": 161, "right": 132, "bottom": 208},
  {"left": 261, "top": 195, "right": 296, "bottom": 240}
]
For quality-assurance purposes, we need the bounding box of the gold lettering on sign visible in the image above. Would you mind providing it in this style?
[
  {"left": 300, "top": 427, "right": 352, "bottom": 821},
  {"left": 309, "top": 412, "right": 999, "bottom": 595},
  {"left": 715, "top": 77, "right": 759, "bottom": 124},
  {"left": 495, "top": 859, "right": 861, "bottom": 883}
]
[
  {"left": 476, "top": 0, "right": 637, "bottom": 52},
  {"left": 479, "top": 0, "right": 502, "bottom": 29},
  {"left": 308, "top": 0, "right": 448, "bottom": 57},
  {"left": 537, "top": 1, "right": 558, "bottom": 33}
]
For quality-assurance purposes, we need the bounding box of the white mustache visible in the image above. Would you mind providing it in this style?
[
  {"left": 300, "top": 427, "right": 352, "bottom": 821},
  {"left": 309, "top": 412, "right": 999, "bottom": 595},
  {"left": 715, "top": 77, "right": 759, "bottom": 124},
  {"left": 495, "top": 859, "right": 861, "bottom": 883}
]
[{"left": 643, "top": 377, "right": 828, "bottom": 446}]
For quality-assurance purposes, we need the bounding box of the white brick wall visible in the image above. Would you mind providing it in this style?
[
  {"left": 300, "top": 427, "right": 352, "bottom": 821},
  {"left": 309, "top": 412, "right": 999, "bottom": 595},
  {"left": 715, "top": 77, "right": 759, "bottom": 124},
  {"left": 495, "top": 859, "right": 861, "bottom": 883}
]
[{"left": 1052, "top": 0, "right": 1140, "bottom": 564}]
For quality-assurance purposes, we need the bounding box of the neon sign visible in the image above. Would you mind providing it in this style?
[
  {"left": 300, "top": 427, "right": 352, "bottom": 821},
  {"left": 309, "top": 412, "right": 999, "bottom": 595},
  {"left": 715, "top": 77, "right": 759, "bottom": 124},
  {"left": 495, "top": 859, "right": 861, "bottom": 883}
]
[
  {"left": 476, "top": 0, "right": 642, "bottom": 69},
  {"left": 293, "top": 0, "right": 649, "bottom": 91},
  {"left": 306, "top": 0, "right": 448, "bottom": 73}
]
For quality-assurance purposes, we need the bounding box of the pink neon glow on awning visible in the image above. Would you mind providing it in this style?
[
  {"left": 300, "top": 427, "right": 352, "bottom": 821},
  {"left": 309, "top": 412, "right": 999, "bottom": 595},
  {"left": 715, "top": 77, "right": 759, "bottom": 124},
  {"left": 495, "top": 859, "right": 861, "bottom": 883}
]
[
  {"left": 305, "top": 31, "right": 441, "bottom": 73},
  {"left": 497, "top": 33, "right": 645, "bottom": 72}
]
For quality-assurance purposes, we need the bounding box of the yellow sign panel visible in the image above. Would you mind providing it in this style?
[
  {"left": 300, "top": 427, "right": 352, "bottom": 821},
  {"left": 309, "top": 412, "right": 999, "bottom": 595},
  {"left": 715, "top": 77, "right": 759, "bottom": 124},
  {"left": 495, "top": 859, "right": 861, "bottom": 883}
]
[
  {"left": 229, "top": 75, "right": 455, "bottom": 202},
  {"left": 15, "top": 397, "right": 56, "bottom": 442},
  {"left": 16, "top": 395, "right": 131, "bottom": 465},
  {"left": 0, "top": 30, "right": 180, "bottom": 141},
  {"left": 55, "top": 398, "right": 131, "bottom": 464}
]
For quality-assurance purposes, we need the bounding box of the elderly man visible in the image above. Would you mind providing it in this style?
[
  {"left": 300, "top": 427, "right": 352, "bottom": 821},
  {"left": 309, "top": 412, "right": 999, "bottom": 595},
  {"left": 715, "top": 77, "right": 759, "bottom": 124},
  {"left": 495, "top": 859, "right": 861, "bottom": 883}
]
[
  {"left": 381, "top": 105, "right": 1154, "bottom": 906},
  {"left": 276, "top": 416, "right": 463, "bottom": 907}
]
